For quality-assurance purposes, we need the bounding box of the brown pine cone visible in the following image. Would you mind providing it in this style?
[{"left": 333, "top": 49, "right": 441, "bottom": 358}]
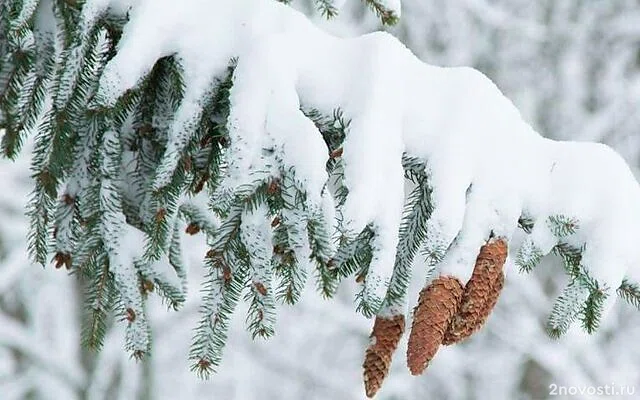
[
  {"left": 407, "top": 276, "right": 464, "bottom": 375},
  {"left": 363, "top": 315, "right": 405, "bottom": 398},
  {"left": 443, "top": 238, "right": 508, "bottom": 345}
]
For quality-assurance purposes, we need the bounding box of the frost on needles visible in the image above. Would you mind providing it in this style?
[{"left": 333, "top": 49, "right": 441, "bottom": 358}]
[{"left": 1, "top": 0, "right": 639, "bottom": 381}]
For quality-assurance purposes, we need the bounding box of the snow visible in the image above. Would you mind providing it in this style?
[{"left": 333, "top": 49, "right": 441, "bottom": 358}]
[
  {"left": 89, "top": 0, "right": 640, "bottom": 320},
  {"left": 3, "top": 0, "right": 640, "bottom": 398}
]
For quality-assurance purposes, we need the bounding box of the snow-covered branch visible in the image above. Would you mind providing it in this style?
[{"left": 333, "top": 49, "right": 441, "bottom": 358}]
[{"left": 2, "top": 0, "right": 640, "bottom": 396}]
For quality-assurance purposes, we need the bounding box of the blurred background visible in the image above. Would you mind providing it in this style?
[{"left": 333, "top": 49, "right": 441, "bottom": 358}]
[{"left": 1, "top": 0, "right": 639, "bottom": 399}]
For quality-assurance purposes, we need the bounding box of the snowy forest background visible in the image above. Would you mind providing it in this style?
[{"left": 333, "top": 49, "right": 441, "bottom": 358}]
[{"left": 1, "top": 0, "right": 640, "bottom": 399}]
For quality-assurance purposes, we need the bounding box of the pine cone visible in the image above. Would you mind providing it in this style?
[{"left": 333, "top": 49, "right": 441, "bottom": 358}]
[
  {"left": 407, "top": 276, "right": 463, "bottom": 375},
  {"left": 363, "top": 315, "right": 405, "bottom": 398},
  {"left": 443, "top": 238, "right": 507, "bottom": 345}
]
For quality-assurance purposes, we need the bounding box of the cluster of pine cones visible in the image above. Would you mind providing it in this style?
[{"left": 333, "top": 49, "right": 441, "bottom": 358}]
[{"left": 363, "top": 238, "right": 508, "bottom": 398}]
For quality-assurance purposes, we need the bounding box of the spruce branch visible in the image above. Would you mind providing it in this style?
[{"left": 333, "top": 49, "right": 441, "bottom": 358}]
[
  {"left": 272, "top": 221, "right": 306, "bottom": 305},
  {"left": 314, "top": 0, "right": 340, "bottom": 19},
  {"left": 54, "top": 191, "right": 78, "bottom": 256},
  {"left": 305, "top": 107, "right": 350, "bottom": 206},
  {"left": 361, "top": 0, "right": 400, "bottom": 25},
  {"left": 81, "top": 255, "right": 117, "bottom": 351},
  {"left": 334, "top": 225, "right": 375, "bottom": 280},
  {"left": 0, "top": 25, "right": 36, "bottom": 157},
  {"left": 168, "top": 220, "right": 188, "bottom": 298},
  {"left": 349, "top": 227, "right": 379, "bottom": 317},
  {"left": 553, "top": 242, "right": 585, "bottom": 278},
  {"left": 547, "top": 262, "right": 606, "bottom": 338},
  {"left": 580, "top": 281, "right": 608, "bottom": 334},
  {"left": 136, "top": 260, "right": 185, "bottom": 310},
  {"left": 382, "top": 156, "right": 432, "bottom": 311},
  {"left": 179, "top": 200, "right": 219, "bottom": 238},
  {"left": 241, "top": 205, "right": 277, "bottom": 339},
  {"left": 0, "top": 27, "right": 54, "bottom": 158},
  {"left": 2, "top": 0, "right": 638, "bottom": 391},
  {"left": 546, "top": 278, "right": 590, "bottom": 339},
  {"left": 516, "top": 237, "right": 544, "bottom": 273},
  {"left": 275, "top": 175, "right": 313, "bottom": 303},
  {"left": 307, "top": 211, "right": 335, "bottom": 296},
  {"left": 187, "top": 62, "right": 233, "bottom": 196},
  {"left": 126, "top": 56, "right": 184, "bottom": 234},
  {"left": 517, "top": 215, "right": 535, "bottom": 234},
  {"left": 617, "top": 278, "right": 640, "bottom": 310},
  {"left": 547, "top": 215, "right": 579, "bottom": 238},
  {"left": 142, "top": 158, "right": 188, "bottom": 263},
  {"left": 135, "top": 222, "right": 187, "bottom": 311},
  {"left": 99, "top": 121, "right": 152, "bottom": 358},
  {"left": 190, "top": 237, "right": 249, "bottom": 377},
  {"left": 277, "top": 214, "right": 311, "bottom": 303}
]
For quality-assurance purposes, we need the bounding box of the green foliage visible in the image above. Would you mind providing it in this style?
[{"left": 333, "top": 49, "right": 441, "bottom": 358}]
[
  {"left": 190, "top": 219, "right": 249, "bottom": 377},
  {"left": 275, "top": 0, "right": 399, "bottom": 24},
  {"left": 3, "top": 0, "right": 633, "bottom": 381},
  {"left": 305, "top": 107, "right": 350, "bottom": 206},
  {"left": 617, "top": 279, "right": 640, "bottom": 310},
  {"left": 552, "top": 242, "right": 584, "bottom": 278},
  {"left": 546, "top": 277, "right": 589, "bottom": 339},
  {"left": 516, "top": 215, "right": 579, "bottom": 274},
  {"left": 305, "top": 108, "right": 383, "bottom": 312},
  {"left": 241, "top": 206, "right": 278, "bottom": 339},
  {"left": 307, "top": 111, "right": 436, "bottom": 317},
  {"left": 546, "top": 246, "right": 610, "bottom": 338},
  {"left": 512, "top": 218, "right": 633, "bottom": 338},
  {"left": 80, "top": 259, "right": 118, "bottom": 351},
  {"left": 0, "top": 0, "right": 215, "bottom": 358},
  {"left": 547, "top": 215, "right": 579, "bottom": 238},
  {"left": 314, "top": 0, "right": 340, "bottom": 19},
  {"left": 307, "top": 209, "right": 335, "bottom": 294},
  {"left": 362, "top": 0, "right": 400, "bottom": 25},
  {"left": 517, "top": 215, "right": 534, "bottom": 234},
  {"left": 515, "top": 239, "right": 544, "bottom": 273},
  {"left": 381, "top": 156, "right": 433, "bottom": 312},
  {"left": 0, "top": 0, "right": 40, "bottom": 158},
  {"left": 272, "top": 221, "right": 306, "bottom": 305},
  {"left": 333, "top": 225, "right": 374, "bottom": 280},
  {"left": 580, "top": 280, "right": 607, "bottom": 334}
]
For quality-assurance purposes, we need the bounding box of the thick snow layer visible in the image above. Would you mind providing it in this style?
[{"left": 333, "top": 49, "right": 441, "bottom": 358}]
[
  {"left": 4, "top": 2, "right": 640, "bottom": 398},
  {"left": 91, "top": 0, "right": 640, "bottom": 319}
]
